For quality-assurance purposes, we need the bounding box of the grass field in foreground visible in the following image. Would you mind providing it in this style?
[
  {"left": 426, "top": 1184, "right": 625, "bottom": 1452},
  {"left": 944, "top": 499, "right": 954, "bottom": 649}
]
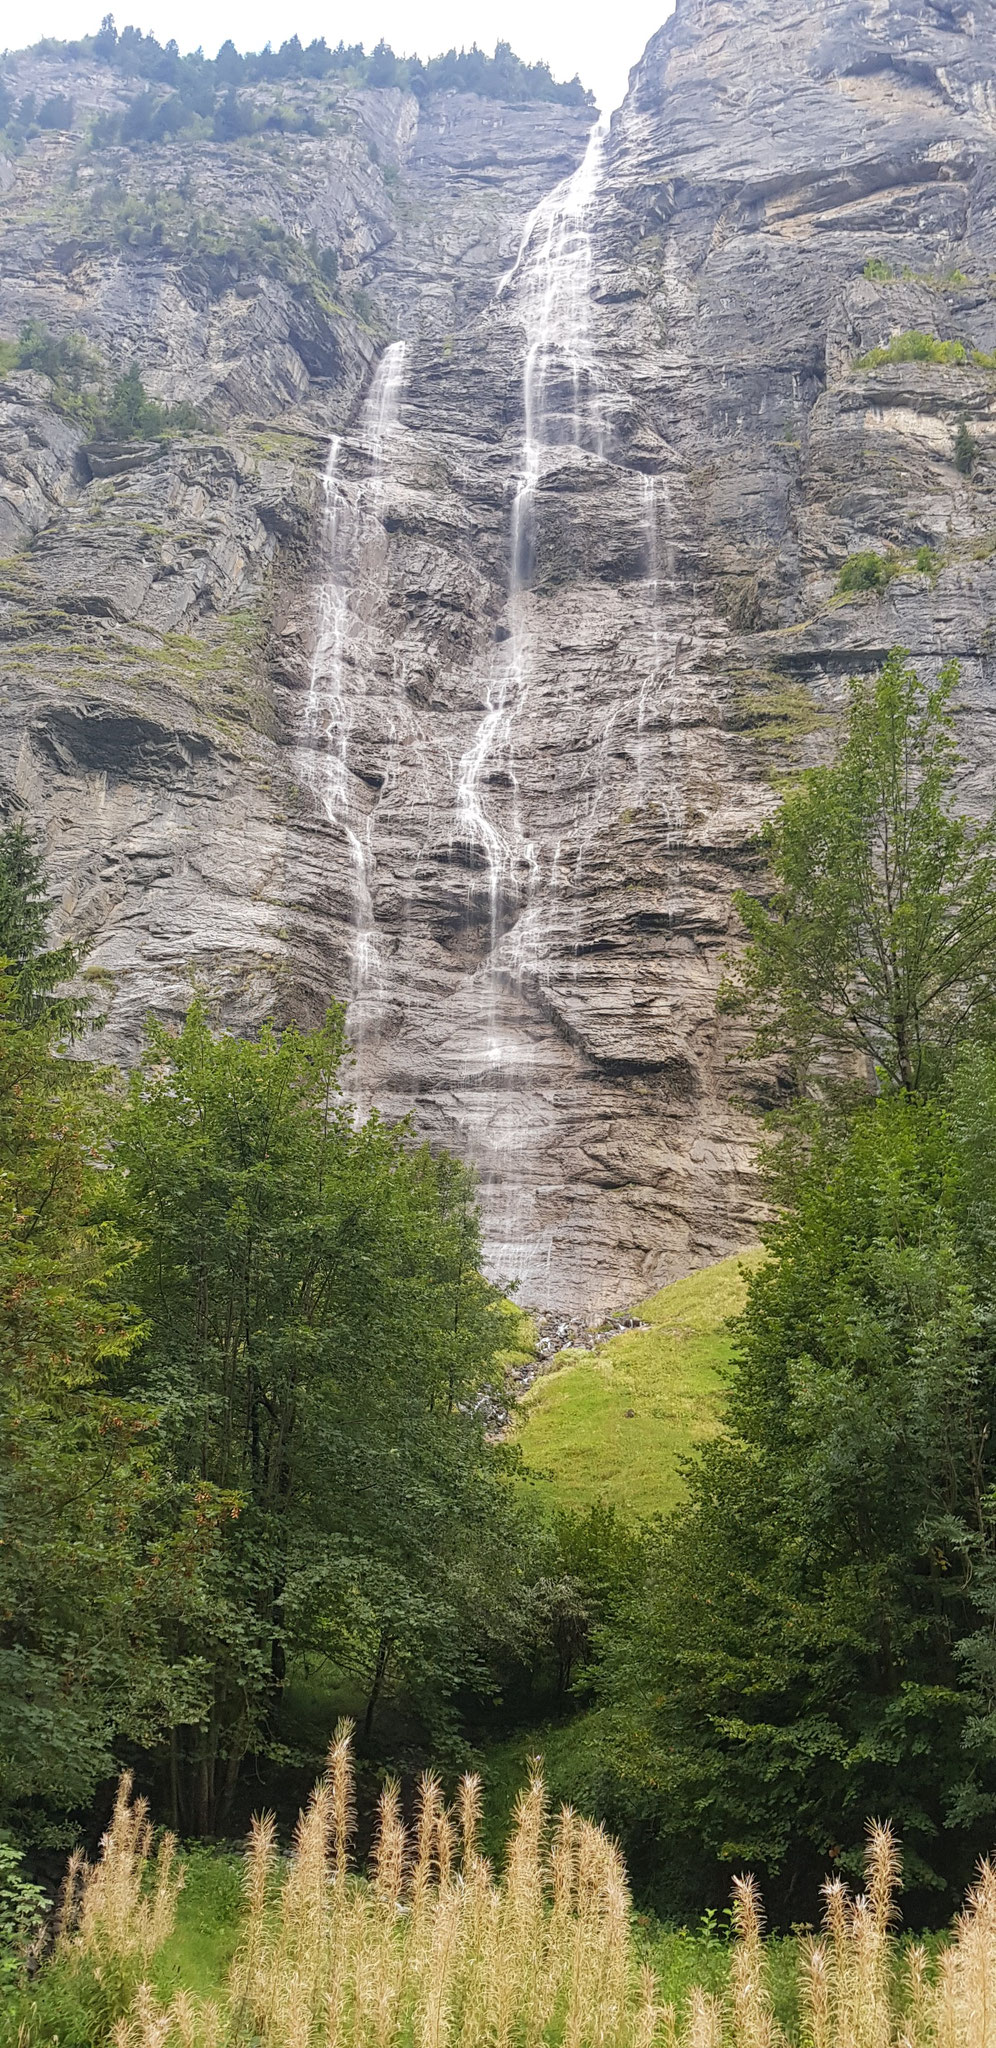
[{"left": 513, "top": 1250, "right": 764, "bottom": 1517}]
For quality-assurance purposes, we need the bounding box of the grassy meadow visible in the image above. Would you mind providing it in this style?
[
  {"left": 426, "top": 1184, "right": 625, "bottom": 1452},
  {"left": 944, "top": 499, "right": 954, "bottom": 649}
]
[{"left": 513, "top": 1253, "right": 763, "bottom": 1516}]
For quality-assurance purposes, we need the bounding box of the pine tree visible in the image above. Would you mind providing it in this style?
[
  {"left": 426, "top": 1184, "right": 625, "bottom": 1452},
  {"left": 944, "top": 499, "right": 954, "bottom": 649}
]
[
  {"left": 955, "top": 415, "right": 978, "bottom": 475},
  {"left": 0, "top": 822, "right": 90, "bottom": 1034}
]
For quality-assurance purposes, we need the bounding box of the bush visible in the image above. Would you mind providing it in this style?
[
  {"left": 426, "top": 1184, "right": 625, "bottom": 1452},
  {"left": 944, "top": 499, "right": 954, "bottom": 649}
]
[
  {"left": 36, "top": 92, "right": 74, "bottom": 131},
  {"left": 862, "top": 256, "right": 894, "bottom": 281},
  {"left": 857, "top": 329, "right": 967, "bottom": 368},
  {"left": 836, "top": 549, "right": 902, "bottom": 593},
  {"left": 0, "top": 326, "right": 201, "bottom": 438},
  {"left": 0, "top": 1836, "right": 45, "bottom": 1989},
  {"left": 97, "top": 364, "right": 201, "bottom": 440},
  {"left": 13, "top": 318, "right": 99, "bottom": 392},
  {"left": 0, "top": 320, "right": 101, "bottom": 426},
  {"left": 86, "top": 191, "right": 340, "bottom": 313},
  {"left": 350, "top": 285, "right": 378, "bottom": 327}
]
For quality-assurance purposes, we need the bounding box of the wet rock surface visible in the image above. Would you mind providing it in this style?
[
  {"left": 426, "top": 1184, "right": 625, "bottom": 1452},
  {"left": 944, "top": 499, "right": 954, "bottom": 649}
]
[{"left": 4, "top": 3, "right": 996, "bottom": 1310}]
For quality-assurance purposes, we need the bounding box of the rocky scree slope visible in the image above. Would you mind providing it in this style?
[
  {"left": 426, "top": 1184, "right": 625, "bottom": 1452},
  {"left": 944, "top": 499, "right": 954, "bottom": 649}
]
[{"left": 4, "top": 1, "right": 996, "bottom": 1312}]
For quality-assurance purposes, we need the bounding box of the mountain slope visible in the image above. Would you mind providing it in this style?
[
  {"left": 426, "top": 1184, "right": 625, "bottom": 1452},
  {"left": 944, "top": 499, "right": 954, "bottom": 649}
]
[{"left": 4, "top": 2, "right": 996, "bottom": 1311}]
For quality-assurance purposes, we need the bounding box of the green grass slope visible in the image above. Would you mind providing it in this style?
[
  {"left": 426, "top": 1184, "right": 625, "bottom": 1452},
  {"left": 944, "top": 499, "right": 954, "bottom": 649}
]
[{"left": 513, "top": 1250, "right": 763, "bottom": 1517}]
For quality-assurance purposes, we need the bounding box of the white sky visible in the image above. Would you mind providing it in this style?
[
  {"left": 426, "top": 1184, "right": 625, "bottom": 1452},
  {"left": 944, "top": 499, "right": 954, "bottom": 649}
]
[{"left": 13, "top": 0, "right": 676, "bottom": 114}]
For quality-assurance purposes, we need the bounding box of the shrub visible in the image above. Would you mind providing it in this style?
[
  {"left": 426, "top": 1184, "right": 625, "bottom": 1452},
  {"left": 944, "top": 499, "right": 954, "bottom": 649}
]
[
  {"left": 2, "top": 319, "right": 102, "bottom": 425},
  {"left": 35, "top": 92, "right": 74, "bottom": 130},
  {"left": 14, "top": 318, "right": 99, "bottom": 390},
  {"left": 86, "top": 191, "right": 340, "bottom": 315},
  {"left": 350, "top": 284, "right": 378, "bottom": 327},
  {"left": 97, "top": 364, "right": 201, "bottom": 440},
  {"left": 862, "top": 256, "right": 894, "bottom": 281},
  {"left": 0, "top": 325, "right": 201, "bottom": 437},
  {"left": 306, "top": 231, "right": 339, "bottom": 285},
  {"left": 0, "top": 1836, "right": 45, "bottom": 1989},
  {"left": 914, "top": 543, "right": 940, "bottom": 574},
  {"left": 857, "top": 329, "right": 968, "bottom": 368},
  {"left": 836, "top": 549, "right": 901, "bottom": 593}
]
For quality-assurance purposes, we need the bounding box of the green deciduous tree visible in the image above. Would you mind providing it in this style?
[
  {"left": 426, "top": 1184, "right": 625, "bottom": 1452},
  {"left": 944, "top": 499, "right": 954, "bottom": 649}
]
[
  {"left": 508, "top": 1502, "right": 646, "bottom": 1709},
  {"left": 110, "top": 1003, "right": 519, "bottom": 1829},
  {"left": 0, "top": 971, "right": 201, "bottom": 1831},
  {"left": 721, "top": 650, "right": 996, "bottom": 1095}
]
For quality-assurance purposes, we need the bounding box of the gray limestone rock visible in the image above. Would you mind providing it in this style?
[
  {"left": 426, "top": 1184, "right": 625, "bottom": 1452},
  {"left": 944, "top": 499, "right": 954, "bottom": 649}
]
[{"left": 4, "top": 5, "right": 996, "bottom": 1312}]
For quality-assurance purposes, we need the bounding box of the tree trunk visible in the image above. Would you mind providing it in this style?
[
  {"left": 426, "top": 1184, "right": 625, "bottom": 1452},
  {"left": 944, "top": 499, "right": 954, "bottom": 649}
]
[{"left": 363, "top": 1631, "right": 393, "bottom": 1743}]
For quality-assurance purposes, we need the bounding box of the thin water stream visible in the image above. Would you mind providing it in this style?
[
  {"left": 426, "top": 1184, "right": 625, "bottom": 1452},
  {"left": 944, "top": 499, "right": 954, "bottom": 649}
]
[{"left": 301, "top": 342, "right": 407, "bottom": 1097}]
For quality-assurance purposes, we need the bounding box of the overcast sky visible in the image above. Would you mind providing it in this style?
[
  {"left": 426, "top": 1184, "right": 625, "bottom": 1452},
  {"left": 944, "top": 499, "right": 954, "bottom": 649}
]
[{"left": 14, "top": 0, "right": 675, "bottom": 113}]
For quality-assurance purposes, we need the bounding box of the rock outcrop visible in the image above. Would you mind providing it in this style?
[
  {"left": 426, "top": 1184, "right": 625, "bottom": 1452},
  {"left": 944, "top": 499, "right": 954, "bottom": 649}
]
[{"left": 3, "top": 2, "right": 996, "bottom": 1311}]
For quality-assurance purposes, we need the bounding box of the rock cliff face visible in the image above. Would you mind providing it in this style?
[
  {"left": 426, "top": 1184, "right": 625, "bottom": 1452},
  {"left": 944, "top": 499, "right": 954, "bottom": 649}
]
[{"left": 3, "top": 1, "right": 996, "bottom": 1311}]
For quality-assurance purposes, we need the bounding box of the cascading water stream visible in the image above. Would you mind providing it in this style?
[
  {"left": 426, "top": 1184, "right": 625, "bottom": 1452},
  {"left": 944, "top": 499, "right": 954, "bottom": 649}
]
[
  {"left": 301, "top": 342, "right": 407, "bottom": 1093},
  {"left": 295, "top": 123, "right": 702, "bottom": 1308},
  {"left": 640, "top": 476, "right": 662, "bottom": 727},
  {"left": 640, "top": 470, "right": 685, "bottom": 836},
  {"left": 449, "top": 118, "right": 609, "bottom": 1286},
  {"left": 505, "top": 114, "right": 609, "bottom": 587},
  {"left": 362, "top": 341, "right": 407, "bottom": 521},
  {"left": 455, "top": 117, "right": 609, "bottom": 941},
  {"left": 302, "top": 436, "right": 348, "bottom": 816}
]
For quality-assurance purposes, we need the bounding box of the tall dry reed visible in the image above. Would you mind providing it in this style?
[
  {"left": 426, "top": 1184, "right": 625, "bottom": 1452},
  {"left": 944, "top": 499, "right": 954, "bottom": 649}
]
[
  {"left": 50, "top": 1741, "right": 996, "bottom": 2048},
  {"left": 59, "top": 1771, "right": 183, "bottom": 1966}
]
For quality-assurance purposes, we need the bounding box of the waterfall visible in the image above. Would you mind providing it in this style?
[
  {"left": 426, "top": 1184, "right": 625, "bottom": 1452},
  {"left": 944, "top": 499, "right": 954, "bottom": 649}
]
[
  {"left": 638, "top": 470, "right": 685, "bottom": 835},
  {"left": 455, "top": 118, "right": 609, "bottom": 918},
  {"left": 449, "top": 118, "right": 609, "bottom": 1291},
  {"left": 505, "top": 114, "right": 610, "bottom": 586},
  {"left": 642, "top": 476, "right": 662, "bottom": 692},
  {"left": 637, "top": 475, "right": 662, "bottom": 792},
  {"left": 362, "top": 340, "right": 407, "bottom": 518},
  {"left": 302, "top": 437, "right": 348, "bottom": 821},
  {"left": 302, "top": 341, "right": 408, "bottom": 1093},
  {"left": 295, "top": 123, "right": 698, "bottom": 1310}
]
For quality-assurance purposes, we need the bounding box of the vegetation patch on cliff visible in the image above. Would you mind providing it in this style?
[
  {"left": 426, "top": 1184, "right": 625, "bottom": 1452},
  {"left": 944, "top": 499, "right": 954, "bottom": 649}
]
[
  {"left": 834, "top": 544, "right": 944, "bottom": 598},
  {"left": 0, "top": 321, "right": 202, "bottom": 436},
  {"left": 731, "top": 676, "right": 824, "bottom": 745},
  {"left": 0, "top": 19, "right": 591, "bottom": 165},
  {"left": 855, "top": 329, "right": 996, "bottom": 371}
]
